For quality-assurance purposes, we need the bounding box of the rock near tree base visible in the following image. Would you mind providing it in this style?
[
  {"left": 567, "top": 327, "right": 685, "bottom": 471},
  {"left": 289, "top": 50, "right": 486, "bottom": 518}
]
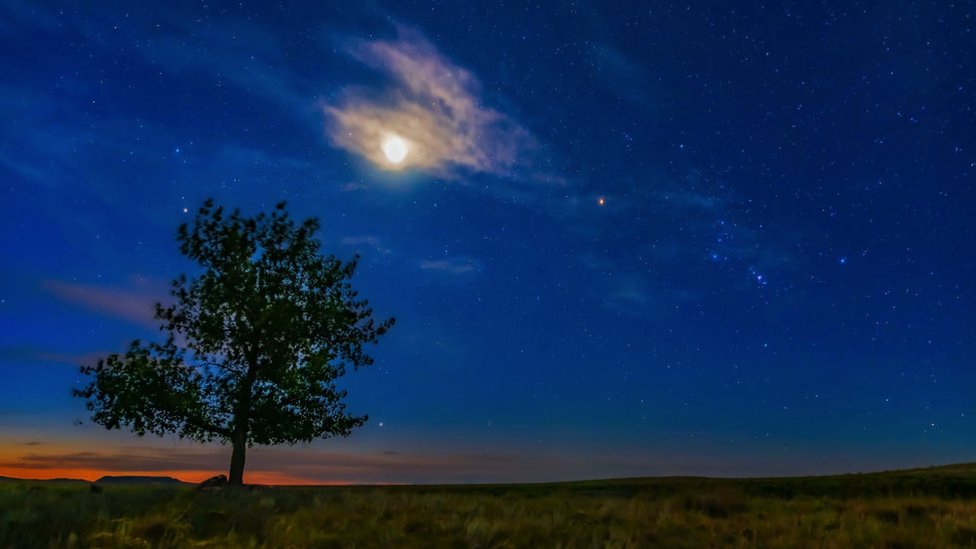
[{"left": 197, "top": 475, "right": 228, "bottom": 490}]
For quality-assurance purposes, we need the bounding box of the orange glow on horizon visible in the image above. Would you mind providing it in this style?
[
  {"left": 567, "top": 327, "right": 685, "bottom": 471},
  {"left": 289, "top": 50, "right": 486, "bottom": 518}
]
[
  {"left": 0, "top": 466, "right": 366, "bottom": 486},
  {"left": 0, "top": 438, "right": 360, "bottom": 485}
]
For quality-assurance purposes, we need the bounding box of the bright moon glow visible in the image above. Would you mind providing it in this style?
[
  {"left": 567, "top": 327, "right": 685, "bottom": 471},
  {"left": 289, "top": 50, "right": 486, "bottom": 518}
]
[{"left": 381, "top": 135, "right": 408, "bottom": 164}]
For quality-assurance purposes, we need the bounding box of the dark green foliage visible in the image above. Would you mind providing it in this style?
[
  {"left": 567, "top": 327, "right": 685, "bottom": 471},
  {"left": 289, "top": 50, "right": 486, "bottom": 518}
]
[{"left": 74, "top": 199, "right": 394, "bottom": 483}]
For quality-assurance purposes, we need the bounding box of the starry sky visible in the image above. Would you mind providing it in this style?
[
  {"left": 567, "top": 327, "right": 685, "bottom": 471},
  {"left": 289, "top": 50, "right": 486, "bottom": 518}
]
[{"left": 1, "top": 1, "right": 974, "bottom": 484}]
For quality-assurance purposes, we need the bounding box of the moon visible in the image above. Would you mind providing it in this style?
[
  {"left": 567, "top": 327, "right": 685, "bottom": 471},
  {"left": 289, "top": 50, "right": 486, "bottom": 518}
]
[{"left": 381, "top": 135, "right": 408, "bottom": 164}]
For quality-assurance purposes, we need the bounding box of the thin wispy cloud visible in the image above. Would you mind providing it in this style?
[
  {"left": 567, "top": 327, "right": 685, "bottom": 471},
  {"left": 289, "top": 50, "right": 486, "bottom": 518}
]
[
  {"left": 339, "top": 235, "right": 482, "bottom": 282},
  {"left": 608, "top": 275, "right": 652, "bottom": 309},
  {"left": 0, "top": 345, "right": 113, "bottom": 368},
  {"left": 44, "top": 279, "right": 163, "bottom": 330},
  {"left": 586, "top": 43, "right": 658, "bottom": 111},
  {"left": 0, "top": 443, "right": 875, "bottom": 483},
  {"left": 138, "top": 21, "right": 309, "bottom": 116},
  {"left": 0, "top": 446, "right": 550, "bottom": 484},
  {"left": 340, "top": 235, "right": 393, "bottom": 256},
  {"left": 419, "top": 257, "right": 482, "bottom": 276},
  {"left": 324, "top": 25, "right": 536, "bottom": 178}
]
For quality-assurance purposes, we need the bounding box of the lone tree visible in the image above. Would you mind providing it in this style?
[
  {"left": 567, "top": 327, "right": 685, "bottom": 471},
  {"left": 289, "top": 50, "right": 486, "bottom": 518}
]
[{"left": 74, "top": 199, "right": 394, "bottom": 485}]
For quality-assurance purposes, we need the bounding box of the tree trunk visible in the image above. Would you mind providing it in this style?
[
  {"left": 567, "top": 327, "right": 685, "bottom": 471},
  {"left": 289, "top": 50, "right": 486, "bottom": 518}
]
[
  {"left": 228, "top": 431, "right": 247, "bottom": 486},
  {"left": 228, "top": 363, "right": 257, "bottom": 486}
]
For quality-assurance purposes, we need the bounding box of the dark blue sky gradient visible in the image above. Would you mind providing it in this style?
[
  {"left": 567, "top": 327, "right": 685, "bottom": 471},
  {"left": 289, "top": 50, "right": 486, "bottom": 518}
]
[{"left": 0, "top": 1, "right": 974, "bottom": 482}]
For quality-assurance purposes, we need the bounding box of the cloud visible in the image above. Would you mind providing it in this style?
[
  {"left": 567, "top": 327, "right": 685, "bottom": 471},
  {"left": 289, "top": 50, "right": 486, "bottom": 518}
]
[
  {"left": 0, "top": 446, "right": 572, "bottom": 484},
  {"left": 324, "top": 25, "right": 536, "bottom": 178},
  {"left": 419, "top": 257, "right": 482, "bottom": 276},
  {"left": 44, "top": 279, "right": 164, "bottom": 330},
  {"left": 586, "top": 43, "right": 657, "bottom": 110},
  {"left": 657, "top": 189, "right": 726, "bottom": 212},
  {"left": 216, "top": 145, "right": 312, "bottom": 172},
  {"left": 608, "top": 276, "right": 651, "bottom": 309},
  {"left": 2, "top": 449, "right": 218, "bottom": 472},
  {"left": 0, "top": 345, "right": 113, "bottom": 368},
  {"left": 0, "top": 441, "right": 946, "bottom": 483},
  {"left": 133, "top": 18, "right": 310, "bottom": 117},
  {"left": 340, "top": 235, "right": 392, "bottom": 256}
]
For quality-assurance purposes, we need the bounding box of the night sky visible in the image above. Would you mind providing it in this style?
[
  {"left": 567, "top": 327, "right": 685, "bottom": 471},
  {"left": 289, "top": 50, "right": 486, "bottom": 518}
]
[{"left": 1, "top": 1, "right": 974, "bottom": 484}]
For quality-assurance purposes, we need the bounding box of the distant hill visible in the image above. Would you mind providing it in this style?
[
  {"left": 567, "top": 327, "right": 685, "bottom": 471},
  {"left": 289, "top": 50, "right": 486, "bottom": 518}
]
[
  {"left": 0, "top": 474, "right": 188, "bottom": 485},
  {"left": 95, "top": 475, "right": 188, "bottom": 485},
  {"left": 0, "top": 475, "right": 87, "bottom": 484}
]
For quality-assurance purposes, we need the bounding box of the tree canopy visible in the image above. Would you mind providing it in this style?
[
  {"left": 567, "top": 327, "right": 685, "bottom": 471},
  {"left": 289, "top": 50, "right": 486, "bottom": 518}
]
[{"left": 75, "top": 199, "right": 394, "bottom": 485}]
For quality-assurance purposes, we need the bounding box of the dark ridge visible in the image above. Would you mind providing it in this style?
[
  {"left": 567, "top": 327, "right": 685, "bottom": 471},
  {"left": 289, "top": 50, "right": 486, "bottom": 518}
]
[
  {"left": 95, "top": 476, "right": 188, "bottom": 485},
  {"left": 0, "top": 475, "right": 87, "bottom": 484}
]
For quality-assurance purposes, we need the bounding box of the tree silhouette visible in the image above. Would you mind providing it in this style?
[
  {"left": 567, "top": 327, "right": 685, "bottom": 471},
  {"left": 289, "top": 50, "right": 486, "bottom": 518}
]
[{"left": 74, "top": 199, "right": 394, "bottom": 485}]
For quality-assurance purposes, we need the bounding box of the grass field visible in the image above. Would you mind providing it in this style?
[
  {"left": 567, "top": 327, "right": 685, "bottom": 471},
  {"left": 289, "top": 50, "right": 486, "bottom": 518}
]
[{"left": 3, "top": 464, "right": 976, "bottom": 548}]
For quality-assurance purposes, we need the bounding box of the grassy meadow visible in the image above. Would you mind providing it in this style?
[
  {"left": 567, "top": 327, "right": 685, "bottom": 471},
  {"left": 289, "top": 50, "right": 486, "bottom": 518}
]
[{"left": 3, "top": 464, "right": 976, "bottom": 548}]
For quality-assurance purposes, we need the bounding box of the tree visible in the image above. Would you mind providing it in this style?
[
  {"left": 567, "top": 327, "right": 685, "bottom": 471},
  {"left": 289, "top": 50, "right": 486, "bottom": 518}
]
[{"left": 74, "top": 199, "right": 394, "bottom": 485}]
